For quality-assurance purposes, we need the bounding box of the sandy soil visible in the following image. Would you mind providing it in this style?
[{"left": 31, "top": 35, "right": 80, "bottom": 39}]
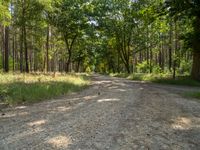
[{"left": 0, "top": 74, "right": 200, "bottom": 150}]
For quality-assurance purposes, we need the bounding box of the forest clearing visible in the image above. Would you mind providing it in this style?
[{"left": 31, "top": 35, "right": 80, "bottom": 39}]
[{"left": 0, "top": 0, "right": 200, "bottom": 149}]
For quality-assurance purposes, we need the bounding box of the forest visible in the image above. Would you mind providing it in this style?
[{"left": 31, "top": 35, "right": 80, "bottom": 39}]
[
  {"left": 0, "top": 0, "right": 199, "bottom": 80},
  {"left": 1, "top": 1, "right": 200, "bottom": 149}
]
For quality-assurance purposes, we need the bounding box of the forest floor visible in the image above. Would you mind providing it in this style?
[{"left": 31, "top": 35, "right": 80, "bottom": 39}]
[{"left": 0, "top": 74, "right": 200, "bottom": 150}]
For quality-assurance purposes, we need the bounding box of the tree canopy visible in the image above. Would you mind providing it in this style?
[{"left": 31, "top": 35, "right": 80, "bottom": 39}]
[{"left": 0, "top": 0, "right": 199, "bottom": 80}]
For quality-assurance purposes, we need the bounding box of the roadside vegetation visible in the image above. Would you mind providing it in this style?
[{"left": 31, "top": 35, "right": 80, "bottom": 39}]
[
  {"left": 184, "top": 92, "right": 200, "bottom": 100},
  {"left": 111, "top": 73, "right": 200, "bottom": 86},
  {"left": 0, "top": 73, "right": 89, "bottom": 105},
  {"left": 111, "top": 73, "right": 200, "bottom": 100}
]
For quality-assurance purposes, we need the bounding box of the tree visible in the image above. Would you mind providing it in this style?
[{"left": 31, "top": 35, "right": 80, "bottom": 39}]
[
  {"left": 49, "top": 0, "right": 89, "bottom": 72},
  {"left": 0, "top": 0, "right": 10, "bottom": 72},
  {"left": 165, "top": 0, "right": 200, "bottom": 80},
  {"left": 0, "top": 0, "right": 196, "bottom": 77}
]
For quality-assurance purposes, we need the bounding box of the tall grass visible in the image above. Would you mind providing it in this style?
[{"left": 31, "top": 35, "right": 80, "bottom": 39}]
[
  {"left": 111, "top": 73, "right": 200, "bottom": 100},
  {"left": 110, "top": 73, "right": 200, "bottom": 87},
  {"left": 0, "top": 73, "right": 89, "bottom": 105}
]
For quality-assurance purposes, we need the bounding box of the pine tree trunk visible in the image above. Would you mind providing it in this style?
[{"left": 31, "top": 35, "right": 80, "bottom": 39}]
[
  {"left": 12, "top": 34, "right": 15, "bottom": 72},
  {"left": 23, "top": 26, "right": 29, "bottom": 73},
  {"left": 20, "top": 29, "right": 23, "bottom": 72},
  {"left": 169, "top": 20, "right": 173, "bottom": 72},
  {"left": 2, "top": 26, "right": 5, "bottom": 70},
  {"left": 173, "top": 20, "right": 178, "bottom": 79},
  {"left": 46, "top": 26, "right": 49, "bottom": 72},
  {"left": 4, "top": 26, "right": 9, "bottom": 72}
]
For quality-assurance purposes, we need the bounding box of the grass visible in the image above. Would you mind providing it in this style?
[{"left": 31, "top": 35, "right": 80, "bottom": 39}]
[
  {"left": 184, "top": 92, "right": 200, "bottom": 100},
  {"left": 111, "top": 73, "right": 200, "bottom": 100},
  {"left": 0, "top": 73, "right": 89, "bottom": 105},
  {"left": 110, "top": 73, "right": 200, "bottom": 87}
]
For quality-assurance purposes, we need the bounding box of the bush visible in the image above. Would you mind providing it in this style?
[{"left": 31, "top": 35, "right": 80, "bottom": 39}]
[
  {"left": 178, "top": 60, "right": 192, "bottom": 75},
  {"left": 152, "top": 65, "right": 162, "bottom": 74},
  {"left": 136, "top": 61, "right": 149, "bottom": 73}
]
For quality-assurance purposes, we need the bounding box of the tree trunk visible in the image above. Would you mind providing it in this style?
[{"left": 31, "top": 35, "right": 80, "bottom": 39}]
[
  {"left": 169, "top": 20, "right": 173, "bottom": 72},
  {"left": 23, "top": 26, "right": 29, "bottom": 73},
  {"left": 117, "top": 49, "right": 120, "bottom": 73},
  {"left": 46, "top": 26, "right": 49, "bottom": 72},
  {"left": 20, "top": 29, "right": 23, "bottom": 72},
  {"left": 64, "top": 34, "right": 77, "bottom": 72},
  {"left": 150, "top": 49, "right": 153, "bottom": 73},
  {"left": 125, "top": 63, "right": 130, "bottom": 74},
  {"left": 191, "top": 17, "right": 200, "bottom": 80},
  {"left": 191, "top": 51, "right": 200, "bottom": 80},
  {"left": 13, "top": 34, "right": 15, "bottom": 72},
  {"left": 4, "top": 26, "right": 9, "bottom": 72},
  {"left": 66, "top": 51, "right": 71, "bottom": 72},
  {"left": 2, "top": 26, "right": 5, "bottom": 70},
  {"left": 173, "top": 20, "right": 178, "bottom": 79}
]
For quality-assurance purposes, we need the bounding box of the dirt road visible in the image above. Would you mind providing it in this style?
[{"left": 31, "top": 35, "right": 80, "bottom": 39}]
[{"left": 0, "top": 75, "right": 200, "bottom": 150}]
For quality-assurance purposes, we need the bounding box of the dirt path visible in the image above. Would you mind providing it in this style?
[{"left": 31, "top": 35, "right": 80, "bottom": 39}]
[{"left": 0, "top": 75, "right": 200, "bottom": 150}]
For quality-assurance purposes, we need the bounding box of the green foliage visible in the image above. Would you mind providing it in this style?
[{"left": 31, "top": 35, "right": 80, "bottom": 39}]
[
  {"left": 0, "top": 0, "right": 11, "bottom": 25},
  {"left": 165, "top": 0, "right": 200, "bottom": 51},
  {"left": 0, "top": 54, "right": 2, "bottom": 70},
  {"left": 0, "top": 73, "right": 89, "bottom": 105},
  {"left": 153, "top": 76, "right": 200, "bottom": 86},
  {"left": 136, "top": 61, "right": 149, "bottom": 73},
  {"left": 112, "top": 73, "right": 200, "bottom": 86},
  {"left": 178, "top": 59, "right": 192, "bottom": 75},
  {"left": 85, "top": 66, "right": 92, "bottom": 73},
  {"left": 110, "top": 73, "right": 130, "bottom": 78},
  {"left": 131, "top": 73, "right": 170, "bottom": 82},
  {"left": 0, "top": 0, "right": 199, "bottom": 80},
  {"left": 152, "top": 65, "right": 162, "bottom": 74}
]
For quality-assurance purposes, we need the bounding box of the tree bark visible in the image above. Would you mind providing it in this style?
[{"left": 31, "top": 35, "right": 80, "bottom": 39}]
[
  {"left": 46, "top": 26, "right": 50, "bottom": 72},
  {"left": 20, "top": 28, "right": 23, "bottom": 72},
  {"left": 12, "top": 34, "right": 15, "bottom": 72},
  {"left": 23, "top": 25, "right": 29, "bottom": 73},
  {"left": 64, "top": 34, "right": 77, "bottom": 72},
  {"left": 4, "top": 26, "right": 9, "bottom": 72},
  {"left": 2, "top": 26, "right": 5, "bottom": 70},
  {"left": 169, "top": 20, "right": 173, "bottom": 72},
  {"left": 191, "top": 17, "right": 200, "bottom": 80},
  {"left": 191, "top": 51, "right": 200, "bottom": 80},
  {"left": 173, "top": 20, "right": 178, "bottom": 79}
]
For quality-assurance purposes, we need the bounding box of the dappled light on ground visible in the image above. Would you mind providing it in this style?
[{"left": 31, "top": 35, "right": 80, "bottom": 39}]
[
  {"left": 56, "top": 106, "right": 71, "bottom": 112},
  {"left": 83, "top": 95, "right": 98, "bottom": 100},
  {"left": 97, "top": 98, "right": 120, "bottom": 103},
  {"left": 171, "top": 117, "right": 200, "bottom": 130},
  {"left": 15, "top": 106, "right": 27, "bottom": 110},
  {"left": 28, "top": 119, "right": 46, "bottom": 127},
  {"left": 140, "top": 87, "right": 144, "bottom": 90},
  {"left": 0, "top": 112, "right": 16, "bottom": 118},
  {"left": 0, "top": 111, "right": 29, "bottom": 119},
  {"left": 47, "top": 135, "right": 71, "bottom": 149},
  {"left": 115, "top": 88, "right": 126, "bottom": 92}
]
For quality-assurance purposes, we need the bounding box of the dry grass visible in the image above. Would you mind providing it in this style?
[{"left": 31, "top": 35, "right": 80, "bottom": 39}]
[{"left": 0, "top": 73, "right": 89, "bottom": 105}]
